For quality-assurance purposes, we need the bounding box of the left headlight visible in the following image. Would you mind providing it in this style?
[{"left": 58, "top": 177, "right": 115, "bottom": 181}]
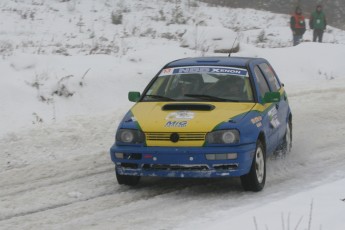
[
  {"left": 206, "top": 130, "right": 240, "bottom": 144},
  {"left": 116, "top": 129, "right": 145, "bottom": 144}
]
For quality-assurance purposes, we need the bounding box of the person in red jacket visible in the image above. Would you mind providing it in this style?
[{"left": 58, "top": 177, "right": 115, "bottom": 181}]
[{"left": 290, "top": 6, "right": 306, "bottom": 46}]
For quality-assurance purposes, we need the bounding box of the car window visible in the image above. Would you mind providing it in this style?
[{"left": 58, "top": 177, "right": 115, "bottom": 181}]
[
  {"left": 254, "top": 66, "right": 270, "bottom": 98},
  {"left": 143, "top": 66, "right": 254, "bottom": 102},
  {"left": 259, "top": 63, "right": 281, "bottom": 91},
  {"left": 202, "top": 75, "right": 253, "bottom": 101}
]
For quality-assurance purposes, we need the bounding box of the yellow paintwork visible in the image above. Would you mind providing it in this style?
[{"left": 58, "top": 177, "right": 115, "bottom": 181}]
[
  {"left": 132, "top": 102, "right": 254, "bottom": 131},
  {"left": 131, "top": 102, "right": 256, "bottom": 147},
  {"left": 130, "top": 88, "right": 284, "bottom": 147}
]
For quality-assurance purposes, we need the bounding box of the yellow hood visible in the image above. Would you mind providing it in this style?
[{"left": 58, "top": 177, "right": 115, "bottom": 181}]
[{"left": 131, "top": 102, "right": 255, "bottom": 132}]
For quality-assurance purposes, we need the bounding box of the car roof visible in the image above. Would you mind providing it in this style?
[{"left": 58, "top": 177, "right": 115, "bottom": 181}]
[{"left": 165, "top": 56, "right": 266, "bottom": 68}]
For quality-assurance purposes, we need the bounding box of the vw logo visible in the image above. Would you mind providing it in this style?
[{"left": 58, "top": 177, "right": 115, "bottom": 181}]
[{"left": 170, "top": 133, "right": 179, "bottom": 143}]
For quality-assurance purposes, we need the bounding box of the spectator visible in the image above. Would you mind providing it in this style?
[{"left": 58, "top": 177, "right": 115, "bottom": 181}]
[
  {"left": 309, "top": 4, "right": 327, "bottom": 43},
  {"left": 290, "top": 6, "right": 306, "bottom": 46}
]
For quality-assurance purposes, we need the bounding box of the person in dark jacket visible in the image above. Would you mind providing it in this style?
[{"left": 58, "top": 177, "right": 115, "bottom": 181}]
[
  {"left": 309, "top": 4, "right": 327, "bottom": 42},
  {"left": 290, "top": 6, "right": 306, "bottom": 46}
]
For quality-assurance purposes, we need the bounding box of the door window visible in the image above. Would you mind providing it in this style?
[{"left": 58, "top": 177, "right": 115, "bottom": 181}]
[
  {"left": 259, "top": 63, "right": 281, "bottom": 91},
  {"left": 254, "top": 66, "right": 270, "bottom": 99}
]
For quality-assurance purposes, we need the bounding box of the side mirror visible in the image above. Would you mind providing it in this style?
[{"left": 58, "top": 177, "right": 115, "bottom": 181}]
[
  {"left": 263, "top": 92, "right": 280, "bottom": 103},
  {"left": 128, "top": 91, "right": 141, "bottom": 102}
]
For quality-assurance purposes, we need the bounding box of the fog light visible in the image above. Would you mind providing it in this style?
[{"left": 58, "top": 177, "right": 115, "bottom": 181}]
[
  {"left": 115, "top": 153, "right": 124, "bottom": 159},
  {"left": 226, "top": 153, "right": 237, "bottom": 160},
  {"left": 215, "top": 154, "right": 227, "bottom": 160},
  {"left": 206, "top": 153, "right": 237, "bottom": 160},
  {"left": 206, "top": 154, "right": 216, "bottom": 160}
]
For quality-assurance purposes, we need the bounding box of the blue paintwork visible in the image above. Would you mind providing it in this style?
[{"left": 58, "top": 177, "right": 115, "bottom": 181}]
[
  {"left": 110, "top": 144, "right": 256, "bottom": 178},
  {"left": 164, "top": 56, "right": 259, "bottom": 68}
]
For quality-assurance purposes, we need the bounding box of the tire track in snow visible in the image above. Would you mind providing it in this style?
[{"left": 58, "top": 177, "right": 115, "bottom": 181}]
[
  {"left": 288, "top": 86, "right": 345, "bottom": 97},
  {"left": 0, "top": 189, "right": 117, "bottom": 222},
  {"left": 0, "top": 152, "right": 116, "bottom": 222},
  {"left": 2, "top": 152, "right": 235, "bottom": 223},
  {"left": 0, "top": 160, "right": 112, "bottom": 198},
  {"left": 0, "top": 167, "right": 111, "bottom": 198},
  {"left": 0, "top": 174, "right": 219, "bottom": 223}
]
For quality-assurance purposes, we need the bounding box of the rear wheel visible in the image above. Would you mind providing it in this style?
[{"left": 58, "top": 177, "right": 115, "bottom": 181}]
[
  {"left": 282, "top": 120, "right": 292, "bottom": 155},
  {"left": 116, "top": 168, "right": 140, "bottom": 186},
  {"left": 240, "top": 140, "right": 266, "bottom": 192},
  {"left": 273, "top": 119, "right": 292, "bottom": 158}
]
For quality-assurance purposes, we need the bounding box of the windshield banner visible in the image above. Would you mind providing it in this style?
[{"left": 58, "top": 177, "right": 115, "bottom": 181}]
[{"left": 160, "top": 66, "right": 248, "bottom": 77}]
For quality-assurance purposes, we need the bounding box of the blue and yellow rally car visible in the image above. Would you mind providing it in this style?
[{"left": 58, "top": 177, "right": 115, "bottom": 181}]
[{"left": 110, "top": 56, "right": 292, "bottom": 191}]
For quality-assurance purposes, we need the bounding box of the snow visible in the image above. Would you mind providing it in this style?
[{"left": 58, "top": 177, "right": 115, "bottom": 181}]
[
  {"left": 180, "top": 177, "right": 345, "bottom": 230},
  {"left": 1, "top": 0, "right": 345, "bottom": 229}
]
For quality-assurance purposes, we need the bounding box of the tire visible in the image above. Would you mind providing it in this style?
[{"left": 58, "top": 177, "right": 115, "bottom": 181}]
[
  {"left": 240, "top": 140, "right": 266, "bottom": 192},
  {"left": 282, "top": 119, "right": 292, "bottom": 155},
  {"left": 116, "top": 168, "right": 140, "bottom": 186},
  {"left": 273, "top": 119, "right": 292, "bottom": 158}
]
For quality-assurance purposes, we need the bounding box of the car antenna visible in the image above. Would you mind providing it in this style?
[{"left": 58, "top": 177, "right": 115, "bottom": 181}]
[{"left": 228, "top": 36, "right": 238, "bottom": 57}]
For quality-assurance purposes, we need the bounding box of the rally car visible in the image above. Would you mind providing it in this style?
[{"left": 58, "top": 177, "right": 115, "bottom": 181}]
[{"left": 110, "top": 56, "right": 292, "bottom": 191}]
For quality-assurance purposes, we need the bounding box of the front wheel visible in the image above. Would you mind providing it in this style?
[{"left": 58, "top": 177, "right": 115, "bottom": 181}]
[
  {"left": 116, "top": 168, "right": 140, "bottom": 186},
  {"left": 240, "top": 140, "right": 266, "bottom": 192}
]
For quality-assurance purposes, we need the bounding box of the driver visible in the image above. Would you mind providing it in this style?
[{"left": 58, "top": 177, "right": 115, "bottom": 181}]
[{"left": 206, "top": 77, "right": 246, "bottom": 100}]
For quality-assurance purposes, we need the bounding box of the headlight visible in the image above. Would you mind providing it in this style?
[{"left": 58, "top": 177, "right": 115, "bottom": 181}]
[
  {"left": 206, "top": 130, "right": 240, "bottom": 144},
  {"left": 116, "top": 129, "right": 145, "bottom": 144}
]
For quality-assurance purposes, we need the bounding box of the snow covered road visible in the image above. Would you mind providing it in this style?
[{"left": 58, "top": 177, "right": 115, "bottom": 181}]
[{"left": 1, "top": 86, "right": 345, "bottom": 230}]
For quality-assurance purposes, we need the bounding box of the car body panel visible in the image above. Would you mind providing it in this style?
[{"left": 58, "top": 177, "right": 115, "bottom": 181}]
[{"left": 130, "top": 102, "right": 255, "bottom": 146}]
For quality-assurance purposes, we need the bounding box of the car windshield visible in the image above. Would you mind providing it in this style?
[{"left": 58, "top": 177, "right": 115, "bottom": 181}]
[{"left": 143, "top": 66, "right": 254, "bottom": 102}]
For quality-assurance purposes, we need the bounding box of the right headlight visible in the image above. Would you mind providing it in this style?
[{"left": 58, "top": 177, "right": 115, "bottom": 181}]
[
  {"left": 206, "top": 130, "right": 240, "bottom": 144},
  {"left": 116, "top": 129, "right": 145, "bottom": 144}
]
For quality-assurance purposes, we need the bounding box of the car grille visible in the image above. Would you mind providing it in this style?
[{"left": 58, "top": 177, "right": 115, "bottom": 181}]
[{"left": 145, "top": 132, "right": 206, "bottom": 141}]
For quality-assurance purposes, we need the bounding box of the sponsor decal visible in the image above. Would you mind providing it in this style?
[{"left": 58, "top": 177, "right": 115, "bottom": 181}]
[
  {"left": 268, "top": 107, "right": 280, "bottom": 128},
  {"left": 165, "top": 121, "right": 188, "bottom": 128},
  {"left": 166, "top": 111, "right": 195, "bottom": 120},
  {"left": 251, "top": 116, "right": 262, "bottom": 124},
  {"left": 159, "top": 68, "right": 173, "bottom": 76},
  {"left": 125, "top": 116, "right": 137, "bottom": 122},
  {"left": 159, "top": 66, "right": 248, "bottom": 77},
  {"left": 173, "top": 67, "right": 247, "bottom": 76},
  {"left": 251, "top": 116, "right": 263, "bottom": 128}
]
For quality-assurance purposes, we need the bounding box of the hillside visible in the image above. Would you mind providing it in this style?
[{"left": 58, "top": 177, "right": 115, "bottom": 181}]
[{"left": 200, "top": 0, "right": 345, "bottom": 30}]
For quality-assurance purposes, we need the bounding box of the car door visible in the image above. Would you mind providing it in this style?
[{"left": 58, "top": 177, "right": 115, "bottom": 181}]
[
  {"left": 252, "top": 65, "right": 279, "bottom": 154},
  {"left": 258, "top": 63, "right": 289, "bottom": 146}
]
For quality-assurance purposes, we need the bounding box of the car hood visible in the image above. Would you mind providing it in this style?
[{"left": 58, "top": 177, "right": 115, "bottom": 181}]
[{"left": 130, "top": 102, "right": 255, "bottom": 133}]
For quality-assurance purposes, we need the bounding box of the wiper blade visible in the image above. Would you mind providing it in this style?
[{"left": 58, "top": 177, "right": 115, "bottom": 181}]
[
  {"left": 144, "top": 94, "right": 175, "bottom": 101},
  {"left": 184, "top": 94, "right": 239, "bottom": 102}
]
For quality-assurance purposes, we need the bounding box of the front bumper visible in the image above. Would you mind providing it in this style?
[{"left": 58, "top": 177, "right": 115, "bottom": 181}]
[{"left": 110, "top": 144, "right": 256, "bottom": 178}]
